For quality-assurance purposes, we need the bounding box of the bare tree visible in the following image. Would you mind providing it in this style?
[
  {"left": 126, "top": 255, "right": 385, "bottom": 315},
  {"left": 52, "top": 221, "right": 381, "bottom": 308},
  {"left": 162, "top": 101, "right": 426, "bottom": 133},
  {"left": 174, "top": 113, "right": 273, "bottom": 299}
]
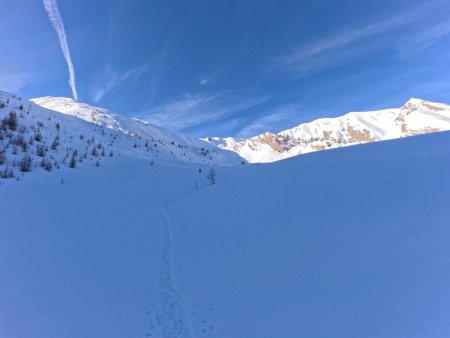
[
  {"left": 69, "top": 150, "right": 78, "bottom": 168},
  {"left": 206, "top": 167, "right": 217, "bottom": 185},
  {"left": 19, "top": 155, "right": 32, "bottom": 172}
]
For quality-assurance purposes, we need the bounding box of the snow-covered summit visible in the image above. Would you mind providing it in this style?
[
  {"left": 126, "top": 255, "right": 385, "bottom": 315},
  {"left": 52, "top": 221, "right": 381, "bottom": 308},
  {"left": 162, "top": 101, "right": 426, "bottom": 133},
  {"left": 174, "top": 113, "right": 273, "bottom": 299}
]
[
  {"left": 32, "top": 96, "right": 155, "bottom": 136},
  {"left": 30, "top": 96, "right": 239, "bottom": 163},
  {"left": 29, "top": 95, "right": 241, "bottom": 164},
  {"left": 211, "top": 98, "right": 450, "bottom": 163},
  {"left": 0, "top": 91, "right": 241, "bottom": 181}
]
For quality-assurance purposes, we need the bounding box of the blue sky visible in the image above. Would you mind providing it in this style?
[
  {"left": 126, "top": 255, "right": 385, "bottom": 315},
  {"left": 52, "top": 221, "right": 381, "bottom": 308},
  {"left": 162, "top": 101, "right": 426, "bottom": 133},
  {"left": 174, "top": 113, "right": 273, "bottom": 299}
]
[{"left": 2, "top": 0, "right": 450, "bottom": 138}]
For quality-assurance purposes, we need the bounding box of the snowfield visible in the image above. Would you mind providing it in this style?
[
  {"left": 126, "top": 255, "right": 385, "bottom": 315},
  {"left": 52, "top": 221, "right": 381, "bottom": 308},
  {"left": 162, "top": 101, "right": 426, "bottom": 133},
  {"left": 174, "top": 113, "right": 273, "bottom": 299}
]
[{"left": 1, "top": 127, "right": 449, "bottom": 337}]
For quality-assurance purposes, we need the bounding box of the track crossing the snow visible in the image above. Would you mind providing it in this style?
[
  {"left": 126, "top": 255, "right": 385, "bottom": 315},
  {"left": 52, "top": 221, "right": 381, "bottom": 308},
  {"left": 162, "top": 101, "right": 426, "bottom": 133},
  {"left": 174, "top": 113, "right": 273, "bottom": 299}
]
[{"left": 154, "top": 203, "right": 192, "bottom": 338}]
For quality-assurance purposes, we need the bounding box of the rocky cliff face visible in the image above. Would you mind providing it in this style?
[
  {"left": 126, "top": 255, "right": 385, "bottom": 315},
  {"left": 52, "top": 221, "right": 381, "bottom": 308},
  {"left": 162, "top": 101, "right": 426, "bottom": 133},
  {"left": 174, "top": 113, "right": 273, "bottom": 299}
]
[{"left": 212, "top": 98, "right": 450, "bottom": 163}]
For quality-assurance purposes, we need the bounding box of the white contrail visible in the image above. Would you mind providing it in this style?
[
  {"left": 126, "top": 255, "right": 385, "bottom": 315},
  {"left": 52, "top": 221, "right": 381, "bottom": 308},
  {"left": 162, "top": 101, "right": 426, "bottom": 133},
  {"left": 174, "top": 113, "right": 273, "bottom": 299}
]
[{"left": 42, "top": 0, "right": 78, "bottom": 100}]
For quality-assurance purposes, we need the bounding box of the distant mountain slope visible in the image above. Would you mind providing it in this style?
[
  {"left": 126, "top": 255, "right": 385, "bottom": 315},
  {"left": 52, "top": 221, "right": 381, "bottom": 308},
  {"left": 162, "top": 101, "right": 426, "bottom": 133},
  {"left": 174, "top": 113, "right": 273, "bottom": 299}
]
[
  {"left": 209, "top": 98, "right": 450, "bottom": 162},
  {"left": 31, "top": 96, "right": 241, "bottom": 165},
  {"left": 0, "top": 91, "right": 241, "bottom": 181}
]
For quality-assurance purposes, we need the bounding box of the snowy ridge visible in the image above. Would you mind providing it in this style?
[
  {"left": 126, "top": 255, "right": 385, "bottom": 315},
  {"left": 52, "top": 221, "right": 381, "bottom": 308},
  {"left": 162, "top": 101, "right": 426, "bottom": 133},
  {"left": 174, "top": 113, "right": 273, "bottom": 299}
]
[
  {"left": 31, "top": 96, "right": 241, "bottom": 165},
  {"left": 0, "top": 91, "right": 241, "bottom": 181},
  {"left": 210, "top": 98, "right": 450, "bottom": 162}
]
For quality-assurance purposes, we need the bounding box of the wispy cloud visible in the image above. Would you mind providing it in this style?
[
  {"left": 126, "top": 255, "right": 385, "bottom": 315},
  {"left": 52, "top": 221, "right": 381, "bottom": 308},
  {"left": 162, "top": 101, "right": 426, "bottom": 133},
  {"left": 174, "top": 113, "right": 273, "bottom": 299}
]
[
  {"left": 396, "top": 20, "right": 450, "bottom": 56},
  {"left": 92, "top": 63, "right": 153, "bottom": 102},
  {"left": 272, "top": 1, "right": 446, "bottom": 77},
  {"left": 237, "top": 103, "right": 302, "bottom": 138},
  {"left": 42, "top": 0, "right": 78, "bottom": 100},
  {"left": 198, "top": 78, "right": 209, "bottom": 86},
  {"left": 0, "top": 70, "right": 36, "bottom": 94},
  {"left": 139, "top": 91, "right": 268, "bottom": 131}
]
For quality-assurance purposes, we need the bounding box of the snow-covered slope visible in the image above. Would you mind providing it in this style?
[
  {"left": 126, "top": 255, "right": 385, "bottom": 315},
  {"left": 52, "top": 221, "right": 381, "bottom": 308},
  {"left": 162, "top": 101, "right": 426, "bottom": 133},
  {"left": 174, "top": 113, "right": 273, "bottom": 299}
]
[
  {"left": 213, "top": 98, "right": 450, "bottom": 162},
  {"left": 31, "top": 96, "right": 196, "bottom": 148},
  {"left": 0, "top": 91, "right": 240, "bottom": 181},
  {"left": 1, "top": 130, "right": 449, "bottom": 337},
  {"left": 167, "top": 131, "right": 450, "bottom": 337},
  {"left": 31, "top": 96, "right": 241, "bottom": 165}
]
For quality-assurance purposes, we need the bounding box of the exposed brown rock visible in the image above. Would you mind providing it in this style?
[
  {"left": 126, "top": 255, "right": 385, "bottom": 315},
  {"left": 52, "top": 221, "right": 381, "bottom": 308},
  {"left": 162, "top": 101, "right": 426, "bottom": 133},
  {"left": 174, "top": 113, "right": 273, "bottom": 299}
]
[
  {"left": 312, "top": 145, "right": 325, "bottom": 151},
  {"left": 422, "top": 102, "right": 447, "bottom": 111},
  {"left": 395, "top": 115, "right": 405, "bottom": 123},
  {"left": 401, "top": 102, "right": 418, "bottom": 113},
  {"left": 346, "top": 125, "right": 375, "bottom": 142},
  {"left": 257, "top": 133, "right": 284, "bottom": 153},
  {"left": 406, "top": 127, "right": 440, "bottom": 136}
]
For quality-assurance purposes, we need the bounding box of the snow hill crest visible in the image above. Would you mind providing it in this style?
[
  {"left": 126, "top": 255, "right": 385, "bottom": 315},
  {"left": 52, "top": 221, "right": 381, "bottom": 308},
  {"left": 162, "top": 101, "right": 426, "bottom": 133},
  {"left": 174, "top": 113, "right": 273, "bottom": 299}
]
[{"left": 207, "top": 98, "right": 450, "bottom": 162}]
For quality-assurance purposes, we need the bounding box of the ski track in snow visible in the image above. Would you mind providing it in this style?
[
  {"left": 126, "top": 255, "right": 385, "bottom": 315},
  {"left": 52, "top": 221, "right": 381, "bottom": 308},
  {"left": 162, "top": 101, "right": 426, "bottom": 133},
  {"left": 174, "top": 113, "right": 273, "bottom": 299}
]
[
  {"left": 149, "top": 173, "right": 214, "bottom": 337},
  {"left": 154, "top": 204, "right": 192, "bottom": 338}
]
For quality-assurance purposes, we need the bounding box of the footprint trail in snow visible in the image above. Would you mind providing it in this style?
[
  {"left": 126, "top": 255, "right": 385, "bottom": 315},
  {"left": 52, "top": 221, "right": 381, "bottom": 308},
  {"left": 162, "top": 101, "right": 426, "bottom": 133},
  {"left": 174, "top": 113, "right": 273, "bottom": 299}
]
[{"left": 155, "top": 206, "right": 192, "bottom": 338}]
